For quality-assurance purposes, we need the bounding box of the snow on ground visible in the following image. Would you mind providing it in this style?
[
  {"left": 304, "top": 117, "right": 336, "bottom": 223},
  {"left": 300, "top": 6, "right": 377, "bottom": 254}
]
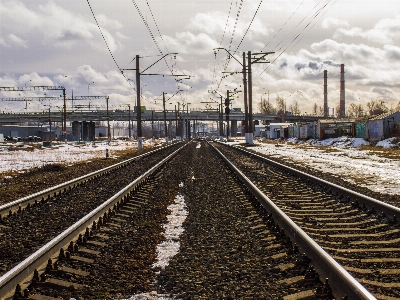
[
  {"left": 230, "top": 137, "right": 400, "bottom": 195},
  {"left": 124, "top": 183, "right": 188, "bottom": 300},
  {"left": 1, "top": 137, "right": 399, "bottom": 195},
  {"left": 152, "top": 192, "right": 188, "bottom": 271},
  {"left": 0, "top": 140, "right": 158, "bottom": 174}
]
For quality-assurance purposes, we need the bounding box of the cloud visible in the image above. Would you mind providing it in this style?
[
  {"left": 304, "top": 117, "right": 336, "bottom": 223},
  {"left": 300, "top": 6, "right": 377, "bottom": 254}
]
[
  {"left": 371, "top": 87, "right": 398, "bottom": 100},
  {"left": 384, "top": 45, "right": 400, "bottom": 60},
  {"left": 0, "top": 34, "right": 27, "bottom": 48},
  {"left": 310, "top": 39, "right": 384, "bottom": 63},
  {"left": 0, "top": 38, "right": 8, "bottom": 47},
  {"left": 187, "top": 12, "right": 227, "bottom": 36},
  {"left": 321, "top": 17, "right": 350, "bottom": 29},
  {"left": 187, "top": 10, "right": 271, "bottom": 47},
  {"left": 116, "top": 32, "right": 130, "bottom": 40},
  {"left": 0, "top": 1, "right": 122, "bottom": 53},
  {"left": 162, "top": 32, "right": 218, "bottom": 55},
  {"left": 334, "top": 15, "right": 400, "bottom": 44},
  {"left": 97, "top": 14, "right": 123, "bottom": 30}
]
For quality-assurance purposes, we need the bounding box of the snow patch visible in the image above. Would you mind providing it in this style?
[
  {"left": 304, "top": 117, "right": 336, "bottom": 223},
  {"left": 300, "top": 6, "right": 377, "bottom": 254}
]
[{"left": 152, "top": 194, "right": 188, "bottom": 270}]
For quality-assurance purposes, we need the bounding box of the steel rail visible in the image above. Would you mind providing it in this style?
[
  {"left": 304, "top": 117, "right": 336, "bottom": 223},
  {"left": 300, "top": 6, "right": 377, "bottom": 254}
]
[
  {"left": 0, "top": 143, "right": 177, "bottom": 219},
  {"left": 229, "top": 143, "right": 400, "bottom": 220},
  {"left": 211, "top": 142, "right": 376, "bottom": 300},
  {"left": 0, "top": 142, "right": 187, "bottom": 299}
]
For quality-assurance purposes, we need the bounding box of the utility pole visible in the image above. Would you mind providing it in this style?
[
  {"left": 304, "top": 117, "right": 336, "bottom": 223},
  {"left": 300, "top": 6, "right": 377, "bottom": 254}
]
[
  {"left": 106, "top": 96, "right": 111, "bottom": 141},
  {"left": 120, "top": 53, "right": 186, "bottom": 149},
  {"left": 175, "top": 104, "right": 177, "bottom": 139},
  {"left": 135, "top": 55, "right": 143, "bottom": 149},
  {"left": 247, "top": 51, "right": 253, "bottom": 145},
  {"left": 247, "top": 51, "right": 273, "bottom": 144},
  {"left": 151, "top": 110, "right": 154, "bottom": 140},
  {"left": 219, "top": 96, "right": 223, "bottom": 138},
  {"left": 163, "top": 92, "right": 168, "bottom": 142},
  {"left": 128, "top": 104, "right": 131, "bottom": 138},
  {"left": 226, "top": 90, "right": 230, "bottom": 139},
  {"left": 48, "top": 107, "right": 52, "bottom": 141},
  {"left": 63, "top": 88, "right": 67, "bottom": 141},
  {"left": 243, "top": 52, "right": 249, "bottom": 140},
  {"left": 207, "top": 90, "right": 224, "bottom": 140}
]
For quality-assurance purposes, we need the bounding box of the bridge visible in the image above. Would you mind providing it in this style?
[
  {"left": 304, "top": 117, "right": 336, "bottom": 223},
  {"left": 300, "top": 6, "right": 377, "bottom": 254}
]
[{"left": 0, "top": 109, "right": 325, "bottom": 124}]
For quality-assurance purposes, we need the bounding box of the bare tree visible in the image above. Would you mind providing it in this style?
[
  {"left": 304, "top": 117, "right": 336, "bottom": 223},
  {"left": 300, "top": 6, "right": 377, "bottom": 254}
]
[
  {"left": 347, "top": 103, "right": 365, "bottom": 118},
  {"left": 319, "top": 106, "right": 324, "bottom": 116},
  {"left": 276, "top": 95, "right": 285, "bottom": 115},
  {"left": 366, "top": 100, "right": 388, "bottom": 116},
  {"left": 258, "top": 97, "right": 276, "bottom": 114},
  {"left": 335, "top": 104, "right": 340, "bottom": 118},
  {"left": 312, "top": 103, "right": 318, "bottom": 115},
  {"left": 396, "top": 100, "right": 400, "bottom": 112},
  {"left": 289, "top": 100, "right": 301, "bottom": 115}
]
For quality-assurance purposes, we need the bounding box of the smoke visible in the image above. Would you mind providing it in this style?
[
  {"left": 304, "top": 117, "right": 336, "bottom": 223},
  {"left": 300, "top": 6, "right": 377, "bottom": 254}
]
[{"left": 323, "top": 60, "right": 341, "bottom": 67}]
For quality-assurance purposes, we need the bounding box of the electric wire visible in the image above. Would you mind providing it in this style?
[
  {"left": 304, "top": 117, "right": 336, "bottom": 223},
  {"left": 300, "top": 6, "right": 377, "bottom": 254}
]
[
  {"left": 145, "top": 0, "right": 170, "bottom": 54},
  {"left": 289, "top": 0, "right": 338, "bottom": 51},
  {"left": 219, "top": 0, "right": 234, "bottom": 47},
  {"left": 227, "top": 0, "right": 244, "bottom": 53},
  {"left": 215, "top": 0, "right": 245, "bottom": 90},
  {"left": 144, "top": 0, "right": 179, "bottom": 82},
  {"left": 212, "top": 0, "right": 234, "bottom": 88},
  {"left": 215, "top": 0, "right": 307, "bottom": 88},
  {"left": 234, "top": 0, "right": 263, "bottom": 54},
  {"left": 272, "top": 2, "right": 321, "bottom": 53},
  {"left": 86, "top": 0, "right": 135, "bottom": 91},
  {"left": 257, "top": 0, "right": 334, "bottom": 78},
  {"left": 261, "top": 0, "right": 304, "bottom": 51},
  {"left": 129, "top": 0, "right": 187, "bottom": 104},
  {"left": 130, "top": 0, "right": 163, "bottom": 56}
]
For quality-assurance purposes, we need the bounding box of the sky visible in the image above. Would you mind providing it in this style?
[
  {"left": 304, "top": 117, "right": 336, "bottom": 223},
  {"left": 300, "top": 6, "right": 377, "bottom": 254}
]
[{"left": 1, "top": 0, "right": 400, "bottom": 115}]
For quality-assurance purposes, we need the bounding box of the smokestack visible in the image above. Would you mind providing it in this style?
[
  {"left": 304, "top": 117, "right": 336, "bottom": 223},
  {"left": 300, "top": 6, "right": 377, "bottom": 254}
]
[
  {"left": 340, "top": 64, "right": 345, "bottom": 118},
  {"left": 323, "top": 70, "right": 328, "bottom": 117}
]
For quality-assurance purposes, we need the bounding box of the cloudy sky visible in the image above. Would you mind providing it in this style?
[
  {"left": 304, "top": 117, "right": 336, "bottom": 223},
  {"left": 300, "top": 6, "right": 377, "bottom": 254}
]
[{"left": 0, "top": 0, "right": 399, "bottom": 115}]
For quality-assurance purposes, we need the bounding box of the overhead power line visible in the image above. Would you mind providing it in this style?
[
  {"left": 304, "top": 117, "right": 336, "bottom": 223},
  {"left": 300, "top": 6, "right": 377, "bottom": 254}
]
[
  {"left": 145, "top": 0, "right": 170, "bottom": 55},
  {"left": 219, "top": 0, "right": 234, "bottom": 47},
  {"left": 234, "top": 0, "right": 264, "bottom": 54},
  {"left": 86, "top": 1, "right": 121, "bottom": 71},
  {"left": 272, "top": 1, "right": 321, "bottom": 53},
  {"left": 289, "top": 0, "right": 338, "bottom": 51},
  {"left": 86, "top": 0, "right": 136, "bottom": 91},
  {"left": 261, "top": 0, "right": 305, "bottom": 51},
  {"left": 257, "top": 0, "right": 335, "bottom": 78},
  {"left": 130, "top": 0, "right": 164, "bottom": 56},
  {"left": 215, "top": 0, "right": 245, "bottom": 89},
  {"left": 130, "top": 0, "right": 187, "bottom": 95},
  {"left": 227, "top": 0, "right": 244, "bottom": 53}
]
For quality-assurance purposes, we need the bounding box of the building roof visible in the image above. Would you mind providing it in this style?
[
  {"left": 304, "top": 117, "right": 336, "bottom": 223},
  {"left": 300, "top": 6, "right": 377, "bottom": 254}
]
[
  {"left": 368, "top": 110, "right": 400, "bottom": 121},
  {"left": 268, "top": 123, "right": 294, "bottom": 126},
  {"left": 319, "top": 119, "right": 355, "bottom": 124}
]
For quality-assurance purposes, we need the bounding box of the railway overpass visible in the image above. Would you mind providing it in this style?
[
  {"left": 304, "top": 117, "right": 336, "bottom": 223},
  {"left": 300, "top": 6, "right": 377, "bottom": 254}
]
[{"left": 0, "top": 109, "right": 326, "bottom": 124}]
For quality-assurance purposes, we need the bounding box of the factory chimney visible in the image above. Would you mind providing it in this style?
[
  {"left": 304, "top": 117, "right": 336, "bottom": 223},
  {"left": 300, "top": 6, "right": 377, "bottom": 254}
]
[
  {"left": 323, "top": 70, "right": 328, "bottom": 117},
  {"left": 339, "top": 64, "right": 345, "bottom": 118}
]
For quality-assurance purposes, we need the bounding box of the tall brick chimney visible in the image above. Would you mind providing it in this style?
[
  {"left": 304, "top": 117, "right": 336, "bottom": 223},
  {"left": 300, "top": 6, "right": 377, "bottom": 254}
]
[
  {"left": 324, "top": 70, "right": 328, "bottom": 117},
  {"left": 339, "top": 64, "right": 345, "bottom": 118}
]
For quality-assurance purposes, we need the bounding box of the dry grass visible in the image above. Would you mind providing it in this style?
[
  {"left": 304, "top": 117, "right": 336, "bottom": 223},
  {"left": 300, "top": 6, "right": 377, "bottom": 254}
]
[{"left": 359, "top": 146, "right": 400, "bottom": 160}]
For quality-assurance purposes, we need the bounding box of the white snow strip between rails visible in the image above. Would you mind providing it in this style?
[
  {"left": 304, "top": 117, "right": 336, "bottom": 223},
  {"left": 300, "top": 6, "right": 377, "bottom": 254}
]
[
  {"left": 124, "top": 183, "right": 188, "bottom": 300},
  {"left": 152, "top": 193, "right": 188, "bottom": 270}
]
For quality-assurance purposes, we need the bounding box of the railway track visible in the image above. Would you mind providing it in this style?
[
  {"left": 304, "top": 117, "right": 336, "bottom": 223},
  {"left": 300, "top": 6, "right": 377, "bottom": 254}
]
[
  {"left": 0, "top": 140, "right": 389, "bottom": 299},
  {"left": 213, "top": 142, "right": 400, "bottom": 299},
  {"left": 0, "top": 143, "right": 183, "bottom": 292}
]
